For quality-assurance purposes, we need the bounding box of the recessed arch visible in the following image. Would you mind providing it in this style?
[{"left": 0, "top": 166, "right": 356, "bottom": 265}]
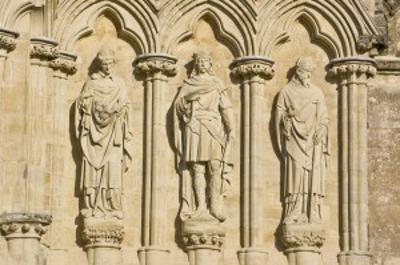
[
  {"left": 258, "top": 0, "right": 379, "bottom": 58},
  {"left": 62, "top": 5, "right": 144, "bottom": 55},
  {"left": 54, "top": 0, "right": 157, "bottom": 53},
  {"left": 160, "top": 0, "right": 255, "bottom": 56},
  {"left": 168, "top": 10, "right": 244, "bottom": 58}
]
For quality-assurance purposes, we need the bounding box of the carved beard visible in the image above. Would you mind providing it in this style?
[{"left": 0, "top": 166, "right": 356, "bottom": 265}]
[{"left": 297, "top": 74, "right": 310, "bottom": 88}]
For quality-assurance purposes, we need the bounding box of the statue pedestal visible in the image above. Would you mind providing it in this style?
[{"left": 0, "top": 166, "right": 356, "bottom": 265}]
[
  {"left": 282, "top": 223, "right": 325, "bottom": 265},
  {"left": 0, "top": 212, "right": 52, "bottom": 265},
  {"left": 82, "top": 217, "right": 124, "bottom": 265},
  {"left": 237, "top": 248, "right": 269, "bottom": 265},
  {"left": 182, "top": 215, "right": 225, "bottom": 265}
]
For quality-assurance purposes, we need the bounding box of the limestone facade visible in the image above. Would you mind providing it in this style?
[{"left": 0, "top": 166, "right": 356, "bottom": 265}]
[{"left": 0, "top": 1, "right": 399, "bottom": 265}]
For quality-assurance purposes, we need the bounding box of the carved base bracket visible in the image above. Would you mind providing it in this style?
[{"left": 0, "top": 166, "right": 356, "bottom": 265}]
[
  {"left": 338, "top": 251, "right": 372, "bottom": 265},
  {"left": 0, "top": 212, "right": 52, "bottom": 265},
  {"left": 182, "top": 216, "right": 225, "bottom": 265},
  {"left": 82, "top": 217, "right": 124, "bottom": 265},
  {"left": 237, "top": 248, "right": 269, "bottom": 265},
  {"left": 137, "top": 246, "right": 170, "bottom": 265},
  {"left": 282, "top": 224, "right": 325, "bottom": 265}
]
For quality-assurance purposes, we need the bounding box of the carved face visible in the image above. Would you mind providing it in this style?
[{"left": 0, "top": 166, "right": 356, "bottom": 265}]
[
  {"left": 196, "top": 58, "right": 212, "bottom": 74},
  {"left": 100, "top": 58, "right": 115, "bottom": 76},
  {"left": 295, "top": 67, "right": 312, "bottom": 87}
]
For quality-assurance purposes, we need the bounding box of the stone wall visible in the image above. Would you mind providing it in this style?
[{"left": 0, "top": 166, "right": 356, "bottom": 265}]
[{"left": 0, "top": 1, "right": 398, "bottom": 265}]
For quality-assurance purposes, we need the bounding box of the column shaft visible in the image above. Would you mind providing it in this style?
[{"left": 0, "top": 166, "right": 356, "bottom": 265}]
[
  {"left": 330, "top": 57, "right": 376, "bottom": 265},
  {"left": 134, "top": 54, "right": 177, "bottom": 265},
  {"left": 231, "top": 56, "right": 274, "bottom": 265}
]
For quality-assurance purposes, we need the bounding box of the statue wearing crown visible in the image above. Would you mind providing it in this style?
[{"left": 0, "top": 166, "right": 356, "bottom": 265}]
[{"left": 174, "top": 51, "right": 234, "bottom": 227}]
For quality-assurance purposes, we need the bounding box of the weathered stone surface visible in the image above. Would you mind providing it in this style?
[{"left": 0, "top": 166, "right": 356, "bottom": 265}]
[{"left": 0, "top": 1, "right": 398, "bottom": 265}]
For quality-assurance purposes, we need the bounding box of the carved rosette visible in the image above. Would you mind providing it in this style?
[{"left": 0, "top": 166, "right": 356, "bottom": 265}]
[
  {"left": 328, "top": 57, "right": 377, "bottom": 81},
  {"left": 49, "top": 51, "right": 78, "bottom": 75},
  {"left": 0, "top": 27, "right": 19, "bottom": 53},
  {"left": 230, "top": 56, "right": 275, "bottom": 80},
  {"left": 0, "top": 212, "right": 52, "bottom": 240},
  {"left": 182, "top": 232, "right": 225, "bottom": 250},
  {"left": 30, "top": 37, "right": 58, "bottom": 61},
  {"left": 134, "top": 53, "right": 177, "bottom": 78}
]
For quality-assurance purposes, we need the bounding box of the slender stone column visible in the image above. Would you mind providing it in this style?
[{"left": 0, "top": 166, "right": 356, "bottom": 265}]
[
  {"left": 329, "top": 57, "right": 376, "bottom": 265},
  {"left": 231, "top": 56, "right": 274, "bottom": 265},
  {"left": 134, "top": 54, "right": 177, "bottom": 265},
  {"left": 0, "top": 213, "right": 52, "bottom": 265}
]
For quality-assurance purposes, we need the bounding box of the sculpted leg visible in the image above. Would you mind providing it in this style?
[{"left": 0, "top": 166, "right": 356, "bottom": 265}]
[
  {"left": 192, "top": 163, "right": 207, "bottom": 214},
  {"left": 208, "top": 160, "right": 225, "bottom": 222}
]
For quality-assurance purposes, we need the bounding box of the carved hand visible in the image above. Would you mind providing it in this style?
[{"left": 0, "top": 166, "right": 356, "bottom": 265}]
[{"left": 313, "top": 126, "right": 326, "bottom": 145}]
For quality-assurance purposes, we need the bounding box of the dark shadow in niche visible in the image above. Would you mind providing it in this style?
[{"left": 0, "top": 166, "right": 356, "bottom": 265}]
[
  {"left": 132, "top": 61, "right": 151, "bottom": 247},
  {"left": 88, "top": 56, "right": 102, "bottom": 76},
  {"left": 269, "top": 89, "right": 286, "bottom": 253},
  {"left": 167, "top": 86, "right": 185, "bottom": 250},
  {"left": 164, "top": 60, "right": 195, "bottom": 250},
  {"left": 69, "top": 101, "right": 85, "bottom": 248}
]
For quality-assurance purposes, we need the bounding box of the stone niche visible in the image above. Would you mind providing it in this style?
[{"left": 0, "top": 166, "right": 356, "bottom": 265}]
[{"left": 0, "top": 1, "right": 399, "bottom": 265}]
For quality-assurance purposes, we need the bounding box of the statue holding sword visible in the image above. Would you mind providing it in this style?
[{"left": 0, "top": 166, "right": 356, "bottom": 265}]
[{"left": 174, "top": 51, "right": 234, "bottom": 223}]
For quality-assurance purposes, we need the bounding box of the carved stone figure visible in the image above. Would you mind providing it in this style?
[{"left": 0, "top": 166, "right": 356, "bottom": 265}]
[
  {"left": 275, "top": 57, "right": 329, "bottom": 225},
  {"left": 174, "top": 51, "right": 234, "bottom": 223},
  {"left": 75, "top": 46, "right": 133, "bottom": 220}
]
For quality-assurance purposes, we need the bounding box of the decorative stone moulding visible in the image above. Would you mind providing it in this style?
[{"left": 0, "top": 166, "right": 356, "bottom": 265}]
[
  {"left": 0, "top": 212, "right": 52, "bottom": 239},
  {"left": 30, "top": 37, "right": 58, "bottom": 61},
  {"left": 82, "top": 220, "right": 124, "bottom": 249},
  {"left": 49, "top": 50, "right": 77, "bottom": 75},
  {"left": 182, "top": 232, "right": 225, "bottom": 250},
  {"left": 133, "top": 53, "right": 178, "bottom": 77},
  {"left": 281, "top": 224, "right": 325, "bottom": 249},
  {"left": 230, "top": 56, "right": 275, "bottom": 79},
  {"left": 328, "top": 57, "right": 377, "bottom": 78},
  {"left": 0, "top": 27, "right": 19, "bottom": 53}
]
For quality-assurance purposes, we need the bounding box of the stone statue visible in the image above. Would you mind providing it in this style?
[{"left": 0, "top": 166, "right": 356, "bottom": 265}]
[
  {"left": 75, "top": 45, "right": 133, "bottom": 220},
  {"left": 174, "top": 51, "right": 234, "bottom": 223},
  {"left": 275, "top": 57, "right": 329, "bottom": 225}
]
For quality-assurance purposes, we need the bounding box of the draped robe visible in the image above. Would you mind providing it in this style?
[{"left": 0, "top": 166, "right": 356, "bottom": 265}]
[
  {"left": 75, "top": 72, "right": 133, "bottom": 217},
  {"left": 276, "top": 78, "right": 329, "bottom": 224}
]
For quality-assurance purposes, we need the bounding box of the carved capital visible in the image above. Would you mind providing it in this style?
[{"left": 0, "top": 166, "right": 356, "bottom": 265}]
[
  {"left": 230, "top": 56, "right": 275, "bottom": 80},
  {"left": 329, "top": 57, "right": 377, "bottom": 80},
  {"left": 0, "top": 212, "right": 52, "bottom": 240},
  {"left": 30, "top": 37, "right": 58, "bottom": 61},
  {"left": 134, "top": 53, "right": 177, "bottom": 78},
  {"left": 0, "top": 28, "right": 19, "bottom": 53},
  {"left": 82, "top": 218, "right": 124, "bottom": 249},
  {"left": 50, "top": 51, "right": 78, "bottom": 75},
  {"left": 281, "top": 224, "right": 325, "bottom": 249},
  {"left": 182, "top": 232, "right": 225, "bottom": 250}
]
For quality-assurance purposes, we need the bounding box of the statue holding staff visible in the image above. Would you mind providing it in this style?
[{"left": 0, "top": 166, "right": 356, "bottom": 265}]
[{"left": 275, "top": 57, "right": 329, "bottom": 225}]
